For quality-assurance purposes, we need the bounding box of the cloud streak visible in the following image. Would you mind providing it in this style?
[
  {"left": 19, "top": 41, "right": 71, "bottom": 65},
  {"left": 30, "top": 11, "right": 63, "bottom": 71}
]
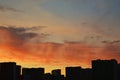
[
  {"left": 0, "top": 26, "right": 120, "bottom": 68},
  {"left": 0, "top": 26, "right": 88, "bottom": 66},
  {"left": 0, "top": 26, "right": 47, "bottom": 45},
  {"left": 0, "top": 5, "right": 23, "bottom": 12},
  {"left": 102, "top": 40, "right": 120, "bottom": 44}
]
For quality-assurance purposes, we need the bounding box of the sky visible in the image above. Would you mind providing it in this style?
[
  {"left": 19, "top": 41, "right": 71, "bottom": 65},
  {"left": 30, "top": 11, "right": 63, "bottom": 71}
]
[{"left": 0, "top": 0, "right": 120, "bottom": 74}]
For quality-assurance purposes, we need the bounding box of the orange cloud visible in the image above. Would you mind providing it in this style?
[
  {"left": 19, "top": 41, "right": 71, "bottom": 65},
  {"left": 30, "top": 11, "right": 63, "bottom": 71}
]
[{"left": 0, "top": 26, "right": 120, "bottom": 74}]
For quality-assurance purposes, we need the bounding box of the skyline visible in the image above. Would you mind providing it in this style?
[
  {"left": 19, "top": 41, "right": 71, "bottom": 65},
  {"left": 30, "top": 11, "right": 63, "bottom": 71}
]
[
  {"left": 0, "top": 0, "right": 120, "bottom": 74},
  {"left": 0, "top": 59, "right": 119, "bottom": 74}
]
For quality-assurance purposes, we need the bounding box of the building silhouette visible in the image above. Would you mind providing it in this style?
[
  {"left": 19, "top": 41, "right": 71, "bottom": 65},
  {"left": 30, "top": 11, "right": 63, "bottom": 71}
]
[
  {"left": 52, "top": 69, "right": 65, "bottom": 80},
  {"left": 118, "top": 64, "right": 120, "bottom": 80},
  {"left": 16, "top": 65, "right": 21, "bottom": 80},
  {"left": 52, "top": 69, "right": 61, "bottom": 76},
  {"left": 66, "top": 67, "right": 82, "bottom": 80},
  {"left": 0, "top": 59, "right": 119, "bottom": 80},
  {"left": 65, "top": 67, "right": 92, "bottom": 80},
  {"left": 81, "top": 68, "right": 92, "bottom": 80},
  {"left": 22, "top": 68, "right": 44, "bottom": 80},
  {"left": 92, "top": 59, "right": 118, "bottom": 80},
  {"left": 44, "top": 73, "right": 52, "bottom": 80},
  {"left": 0, "top": 62, "right": 18, "bottom": 80}
]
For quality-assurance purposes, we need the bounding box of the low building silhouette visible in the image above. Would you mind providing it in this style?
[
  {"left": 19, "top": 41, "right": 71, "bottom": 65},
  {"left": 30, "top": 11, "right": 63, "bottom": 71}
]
[
  {"left": 92, "top": 59, "right": 118, "bottom": 80},
  {"left": 22, "top": 68, "right": 44, "bottom": 80},
  {"left": 52, "top": 69, "right": 65, "bottom": 80},
  {"left": 66, "top": 67, "right": 82, "bottom": 80},
  {"left": 52, "top": 69, "right": 61, "bottom": 76},
  {"left": 0, "top": 62, "right": 17, "bottom": 80},
  {"left": 81, "top": 68, "right": 92, "bottom": 80},
  {"left": 44, "top": 73, "right": 52, "bottom": 80}
]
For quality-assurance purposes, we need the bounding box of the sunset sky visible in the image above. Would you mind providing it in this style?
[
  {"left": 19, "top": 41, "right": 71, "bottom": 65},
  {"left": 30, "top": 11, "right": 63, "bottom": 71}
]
[{"left": 0, "top": 0, "right": 120, "bottom": 74}]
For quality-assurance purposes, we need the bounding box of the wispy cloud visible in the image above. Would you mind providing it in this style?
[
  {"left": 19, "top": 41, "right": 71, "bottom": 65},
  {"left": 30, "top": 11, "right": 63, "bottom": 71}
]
[
  {"left": 102, "top": 40, "right": 120, "bottom": 44},
  {"left": 0, "top": 26, "right": 48, "bottom": 46},
  {"left": 0, "top": 26, "right": 120, "bottom": 67},
  {"left": 0, "top": 5, "right": 23, "bottom": 12},
  {"left": 100, "top": 40, "right": 120, "bottom": 61},
  {"left": 0, "top": 0, "right": 120, "bottom": 71}
]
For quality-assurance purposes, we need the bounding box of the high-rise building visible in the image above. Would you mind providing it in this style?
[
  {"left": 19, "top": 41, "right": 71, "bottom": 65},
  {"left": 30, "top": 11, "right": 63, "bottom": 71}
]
[
  {"left": 22, "top": 68, "right": 44, "bottom": 80},
  {"left": 92, "top": 59, "right": 118, "bottom": 80},
  {"left": 66, "top": 67, "right": 82, "bottom": 80},
  {"left": 0, "top": 62, "right": 17, "bottom": 80}
]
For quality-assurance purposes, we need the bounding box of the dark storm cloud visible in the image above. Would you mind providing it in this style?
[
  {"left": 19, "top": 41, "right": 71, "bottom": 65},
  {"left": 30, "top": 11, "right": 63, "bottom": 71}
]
[{"left": 0, "top": 5, "right": 23, "bottom": 12}]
